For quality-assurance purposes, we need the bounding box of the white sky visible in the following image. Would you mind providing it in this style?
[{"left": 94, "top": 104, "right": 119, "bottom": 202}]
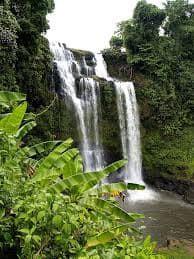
[{"left": 46, "top": 0, "right": 190, "bottom": 51}]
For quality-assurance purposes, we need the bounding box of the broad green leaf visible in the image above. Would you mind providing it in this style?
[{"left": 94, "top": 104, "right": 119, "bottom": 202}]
[
  {"left": 102, "top": 159, "right": 128, "bottom": 174},
  {"left": 143, "top": 235, "right": 151, "bottom": 247},
  {"left": 52, "top": 160, "right": 128, "bottom": 193},
  {"left": 33, "top": 148, "right": 79, "bottom": 182},
  {"left": 79, "top": 160, "right": 128, "bottom": 193},
  {"left": 0, "top": 208, "right": 5, "bottom": 219},
  {"left": 52, "top": 171, "right": 108, "bottom": 193},
  {"left": 36, "top": 138, "right": 73, "bottom": 175},
  {"left": 32, "top": 235, "right": 41, "bottom": 245},
  {"left": 31, "top": 169, "right": 62, "bottom": 185},
  {"left": 19, "top": 229, "right": 30, "bottom": 234},
  {"left": 0, "top": 91, "right": 26, "bottom": 104},
  {"left": 18, "top": 213, "right": 29, "bottom": 220},
  {"left": 0, "top": 102, "right": 27, "bottom": 134},
  {"left": 63, "top": 223, "right": 71, "bottom": 235},
  {"left": 86, "top": 224, "right": 131, "bottom": 248},
  {"left": 30, "top": 226, "right": 36, "bottom": 235},
  {"left": 53, "top": 148, "right": 79, "bottom": 169},
  {"left": 88, "top": 198, "right": 142, "bottom": 222},
  {"left": 78, "top": 180, "right": 100, "bottom": 194},
  {"left": 16, "top": 121, "right": 37, "bottom": 139},
  {"left": 86, "top": 159, "right": 128, "bottom": 175},
  {"left": 63, "top": 154, "right": 83, "bottom": 178},
  {"left": 37, "top": 211, "right": 46, "bottom": 221},
  {"left": 15, "top": 141, "right": 61, "bottom": 159},
  {"left": 52, "top": 215, "right": 63, "bottom": 227},
  {"left": 127, "top": 183, "right": 145, "bottom": 190},
  {"left": 87, "top": 182, "right": 128, "bottom": 196},
  {"left": 75, "top": 154, "right": 83, "bottom": 173}
]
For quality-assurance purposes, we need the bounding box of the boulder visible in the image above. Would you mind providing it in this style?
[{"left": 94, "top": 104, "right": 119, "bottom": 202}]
[{"left": 184, "top": 188, "right": 194, "bottom": 204}]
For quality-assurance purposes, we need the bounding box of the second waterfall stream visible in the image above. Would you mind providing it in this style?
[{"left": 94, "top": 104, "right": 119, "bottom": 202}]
[{"left": 95, "top": 53, "right": 143, "bottom": 184}]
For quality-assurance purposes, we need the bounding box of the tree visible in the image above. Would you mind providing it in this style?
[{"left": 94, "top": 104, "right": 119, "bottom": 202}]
[
  {"left": 164, "top": 0, "right": 194, "bottom": 59},
  {"left": 133, "top": 0, "right": 165, "bottom": 41},
  {"left": 0, "top": 1, "right": 19, "bottom": 90},
  {"left": 110, "top": 35, "right": 123, "bottom": 49},
  {"left": 122, "top": 0, "right": 165, "bottom": 58}
]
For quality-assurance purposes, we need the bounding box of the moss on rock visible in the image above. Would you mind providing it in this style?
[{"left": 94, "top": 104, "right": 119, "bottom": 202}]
[{"left": 69, "top": 48, "right": 95, "bottom": 63}]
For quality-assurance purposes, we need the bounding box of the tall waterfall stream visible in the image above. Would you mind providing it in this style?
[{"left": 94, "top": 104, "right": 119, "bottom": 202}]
[
  {"left": 95, "top": 54, "right": 143, "bottom": 182},
  {"left": 50, "top": 42, "right": 104, "bottom": 171}
]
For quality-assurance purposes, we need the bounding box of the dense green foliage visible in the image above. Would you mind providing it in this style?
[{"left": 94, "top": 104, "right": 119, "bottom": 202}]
[
  {"left": 0, "top": 0, "right": 63, "bottom": 142},
  {"left": 0, "top": 92, "right": 167, "bottom": 258},
  {"left": 0, "top": 0, "right": 54, "bottom": 90},
  {"left": 104, "top": 0, "right": 194, "bottom": 179}
]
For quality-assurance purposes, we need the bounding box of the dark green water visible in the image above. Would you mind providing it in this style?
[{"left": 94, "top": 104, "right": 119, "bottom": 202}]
[{"left": 120, "top": 190, "right": 194, "bottom": 245}]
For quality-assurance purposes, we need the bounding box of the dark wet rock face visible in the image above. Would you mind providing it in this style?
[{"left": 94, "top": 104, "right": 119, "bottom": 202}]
[
  {"left": 53, "top": 62, "right": 64, "bottom": 95},
  {"left": 144, "top": 170, "right": 194, "bottom": 204},
  {"left": 85, "top": 54, "right": 96, "bottom": 66}
]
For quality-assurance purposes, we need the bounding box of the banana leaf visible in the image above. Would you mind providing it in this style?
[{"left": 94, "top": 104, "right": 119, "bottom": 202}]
[
  {"left": 0, "top": 91, "right": 26, "bottom": 104},
  {"left": 16, "top": 121, "right": 37, "bottom": 139},
  {"left": 85, "top": 224, "right": 133, "bottom": 248},
  {"left": 0, "top": 102, "right": 27, "bottom": 134}
]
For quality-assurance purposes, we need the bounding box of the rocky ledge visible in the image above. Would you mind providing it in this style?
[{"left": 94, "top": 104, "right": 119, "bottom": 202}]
[{"left": 144, "top": 171, "right": 194, "bottom": 204}]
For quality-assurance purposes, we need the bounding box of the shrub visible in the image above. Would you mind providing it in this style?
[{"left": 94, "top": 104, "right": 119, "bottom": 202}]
[{"left": 0, "top": 91, "right": 164, "bottom": 258}]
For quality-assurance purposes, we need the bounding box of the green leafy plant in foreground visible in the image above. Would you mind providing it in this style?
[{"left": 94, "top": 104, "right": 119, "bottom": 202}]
[{"left": 0, "top": 91, "right": 165, "bottom": 258}]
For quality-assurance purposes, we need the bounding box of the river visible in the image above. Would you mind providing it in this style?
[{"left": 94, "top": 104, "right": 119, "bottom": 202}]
[{"left": 120, "top": 190, "right": 194, "bottom": 246}]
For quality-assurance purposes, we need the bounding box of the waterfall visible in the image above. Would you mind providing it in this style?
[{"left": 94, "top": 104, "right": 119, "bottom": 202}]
[
  {"left": 115, "top": 81, "right": 142, "bottom": 184},
  {"left": 79, "top": 77, "right": 104, "bottom": 171},
  {"left": 95, "top": 53, "right": 110, "bottom": 79},
  {"left": 50, "top": 42, "right": 104, "bottom": 171},
  {"left": 95, "top": 54, "right": 159, "bottom": 201},
  {"left": 95, "top": 53, "right": 143, "bottom": 184}
]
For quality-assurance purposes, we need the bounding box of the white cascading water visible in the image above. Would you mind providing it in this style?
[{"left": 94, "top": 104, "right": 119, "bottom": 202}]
[
  {"left": 95, "top": 53, "right": 157, "bottom": 200},
  {"left": 95, "top": 53, "right": 110, "bottom": 80},
  {"left": 79, "top": 77, "right": 104, "bottom": 171},
  {"left": 50, "top": 42, "right": 104, "bottom": 171},
  {"left": 95, "top": 53, "right": 142, "bottom": 183},
  {"left": 115, "top": 81, "right": 143, "bottom": 184}
]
